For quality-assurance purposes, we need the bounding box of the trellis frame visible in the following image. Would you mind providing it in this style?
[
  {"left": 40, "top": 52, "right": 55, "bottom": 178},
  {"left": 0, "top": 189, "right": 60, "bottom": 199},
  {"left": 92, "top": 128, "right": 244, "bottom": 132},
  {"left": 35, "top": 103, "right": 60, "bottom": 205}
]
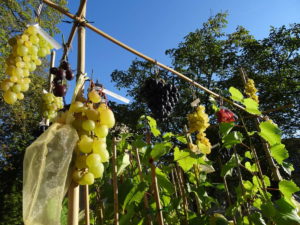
[{"left": 40, "top": 1, "right": 284, "bottom": 224}]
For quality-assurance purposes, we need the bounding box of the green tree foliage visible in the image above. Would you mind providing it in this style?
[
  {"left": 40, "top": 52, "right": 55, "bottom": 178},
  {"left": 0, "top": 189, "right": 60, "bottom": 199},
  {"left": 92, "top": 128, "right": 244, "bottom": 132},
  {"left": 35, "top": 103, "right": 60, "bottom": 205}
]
[
  {"left": 111, "top": 12, "right": 300, "bottom": 137},
  {"left": 0, "top": 1, "right": 66, "bottom": 224}
]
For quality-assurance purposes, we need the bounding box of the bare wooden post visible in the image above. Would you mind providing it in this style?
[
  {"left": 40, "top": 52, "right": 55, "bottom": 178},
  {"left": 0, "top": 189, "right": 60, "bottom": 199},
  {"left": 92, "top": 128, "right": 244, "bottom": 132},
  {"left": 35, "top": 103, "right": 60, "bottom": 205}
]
[
  {"left": 134, "top": 147, "right": 153, "bottom": 225},
  {"left": 112, "top": 137, "right": 119, "bottom": 225}
]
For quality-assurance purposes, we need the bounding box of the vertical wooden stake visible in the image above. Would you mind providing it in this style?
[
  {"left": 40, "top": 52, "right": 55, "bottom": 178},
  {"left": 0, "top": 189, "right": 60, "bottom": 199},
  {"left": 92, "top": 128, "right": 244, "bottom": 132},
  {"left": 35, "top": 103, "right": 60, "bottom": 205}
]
[
  {"left": 176, "top": 166, "right": 188, "bottom": 225},
  {"left": 68, "top": 181, "right": 79, "bottom": 225},
  {"left": 134, "top": 147, "right": 153, "bottom": 225},
  {"left": 48, "top": 50, "right": 56, "bottom": 93},
  {"left": 112, "top": 137, "right": 119, "bottom": 225},
  {"left": 77, "top": 1, "right": 89, "bottom": 224},
  {"left": 170, "top": 169, "right": 178, "bottom": 198},
  {"left": 150, "top": 159, "right": 164, "bottom": 225},
  {"left": 84, "top": 185, "right": 90, "bottom": 225},
  {"left": 218, "top": 156, "right": 237, "bottom": 225},
  {"left": 45, "top": 50, "right": 56, "bottom": 127}
]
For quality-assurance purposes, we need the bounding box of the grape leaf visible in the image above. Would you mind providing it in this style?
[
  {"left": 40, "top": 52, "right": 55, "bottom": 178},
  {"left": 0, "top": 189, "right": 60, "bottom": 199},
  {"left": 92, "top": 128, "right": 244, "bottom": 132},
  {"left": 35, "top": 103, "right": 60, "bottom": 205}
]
[
  {"left": 222, "top": 131, "right": 244, "bottom": 149},
  {"left": 219, "top": 122, "right": 234, "bottom": 138},
  {"left": 176, "top": 135, "right": 187, "bottom": 144},
  {"left": 270, "top": 143, "right": 289, "bottom": 165},
  {"left": 221, "top": 155, "right": 240, "bottom": 177},
  {"left": 163, "top": 132, "right": 174, "bottom": 140},
  {"left": 244, "top": 151, "right": 253, "bottom": 159},
  {"left": 150, "top": 142, "right": 172, "bottom": 161},
  {"left": 146, "top": 116, "right": 161, "bottom": 137},
  {"left": 273, "top": 198, "right": 300, "bottom": 225},
  {"left": 174, "top": 147, "right": 197, "bottom": 172},
  {"left": 245, "top": 162, "right": 258, "bottom": 172},
  {"left": 258, "top": 121, "right": 282, "bottom": 146},
  {"left": 156, "top": 168, "right": 174, "bottom": 194},
  {"left": 229, "top": 87, "right": 244, "bottom": 102},
  {"left": 279, "top": 180, "right": 300, "bottom": 206},
  {"left": 117, "top": 152, "right": 130, "bottom": 176},
  {"left": 249, "top": 212, "right": 267, "bottom": 225},
  {"left": 243, "top": 98, "right": 261, "bottom": 115},
  {"left": 122, "top": 181, "right": 148, "bottom": 211}
]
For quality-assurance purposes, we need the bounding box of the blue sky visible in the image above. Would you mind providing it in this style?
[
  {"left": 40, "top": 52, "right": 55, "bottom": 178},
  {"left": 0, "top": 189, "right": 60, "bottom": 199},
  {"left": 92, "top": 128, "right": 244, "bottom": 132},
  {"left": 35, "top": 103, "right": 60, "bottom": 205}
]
[{"left": 52, "top": 0, "right": 300, "bottom": 104}]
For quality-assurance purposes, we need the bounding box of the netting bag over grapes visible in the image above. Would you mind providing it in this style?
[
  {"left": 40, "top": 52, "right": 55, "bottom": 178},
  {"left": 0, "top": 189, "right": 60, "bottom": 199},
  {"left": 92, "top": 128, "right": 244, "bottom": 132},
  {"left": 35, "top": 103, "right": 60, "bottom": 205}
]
[{"left": 23, "top": 123, "right": 79, "bottom": 225}]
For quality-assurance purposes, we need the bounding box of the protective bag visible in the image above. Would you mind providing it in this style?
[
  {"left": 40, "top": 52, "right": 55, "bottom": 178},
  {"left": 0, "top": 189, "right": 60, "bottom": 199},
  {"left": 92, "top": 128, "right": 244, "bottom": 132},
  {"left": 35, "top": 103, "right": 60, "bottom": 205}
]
[{"left": 23, "top": 123, "right": 78, "bottom": 225}]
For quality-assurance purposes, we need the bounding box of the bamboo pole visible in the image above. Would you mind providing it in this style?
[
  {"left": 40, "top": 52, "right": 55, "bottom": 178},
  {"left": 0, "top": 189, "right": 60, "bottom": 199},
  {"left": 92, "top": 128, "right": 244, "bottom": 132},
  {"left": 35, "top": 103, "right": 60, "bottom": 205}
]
[
  {"left": 145, "top": 131, "right": 164, "bottom": 225},
  {"left": 239, "top": 68, "right": 282, "bottom": 181},
  {"left": 45, "top": 50, "right": 56, "bottom": 127},
  {"left": 41, "top": 0, "right": 266, "bottom": 119},
  {"left": 134, "top": 147, "right": 153, "bottom": 225},
  {"left": 68, "top": 181, "right": 79, "bottom": 225},
  {"left": 84, "top": 184, "right": 90, "bottom": 225},
  {"left": 75, "top": 2, "right": 90, "bottom": 224},
  {"left": 112, "top": 137, "right": 119, "bottom": 225},
  {"left": 48, "top": 50, "right": 56, "bottom": 92},
  {"left": 150, "top": 159, "right": 165, "bottom": 225},
  {"left": 170, "top": 169, "right": 178, "bottom": 198},
  {"left": 61, "top": 0, "right": 87, "bottom": 61},
  {"left": 217, "top": 156, "right": 237, "bottom": 225},
  {"left": 176, "top": 166, "right": 189, "bottom": 225}
]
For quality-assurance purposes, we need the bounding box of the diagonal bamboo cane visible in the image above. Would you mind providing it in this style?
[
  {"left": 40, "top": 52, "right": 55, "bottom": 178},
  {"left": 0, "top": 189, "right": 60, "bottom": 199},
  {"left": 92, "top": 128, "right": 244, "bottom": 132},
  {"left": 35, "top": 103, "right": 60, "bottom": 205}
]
[{"left": 42, "top": 0, "right": 266, "bottom": 120}]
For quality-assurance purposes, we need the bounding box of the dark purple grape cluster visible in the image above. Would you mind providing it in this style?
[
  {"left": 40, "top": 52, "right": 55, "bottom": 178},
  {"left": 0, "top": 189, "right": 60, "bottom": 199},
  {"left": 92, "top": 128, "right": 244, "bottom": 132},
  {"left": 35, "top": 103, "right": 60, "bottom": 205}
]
[
  {"left": 141, "top": 78, "right": 180, "bottom": 119},
  {"left": 50, "top": 61, "right": 74, "bottom": 97}
]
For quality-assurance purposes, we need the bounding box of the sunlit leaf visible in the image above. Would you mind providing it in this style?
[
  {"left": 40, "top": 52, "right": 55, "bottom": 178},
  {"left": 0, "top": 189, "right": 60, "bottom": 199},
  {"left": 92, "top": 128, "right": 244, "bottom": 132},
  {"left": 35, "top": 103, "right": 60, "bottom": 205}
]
[
  {"left": 258, "top": 121, "right": 282, "bottom": 146},
  {"left": 117, "top": 152, "right": 130, "bottom": 176},
  {"left": 279, "top": 180, "right": 300, "bottom": 206},
  {"left": 174, "top": 147, "right": 196, "bottom": 172},
  {"left": 229, "top": 87, "right": 244, "bottom": 102},
  {"left": 243, "top": 98, "right": 261, "bottom": 115},
  {"left": 270, "top": 143, "right": 289, "bottom": 165},
  {"left": 146, "top": 116, "right": 161, "bottom": 137}
]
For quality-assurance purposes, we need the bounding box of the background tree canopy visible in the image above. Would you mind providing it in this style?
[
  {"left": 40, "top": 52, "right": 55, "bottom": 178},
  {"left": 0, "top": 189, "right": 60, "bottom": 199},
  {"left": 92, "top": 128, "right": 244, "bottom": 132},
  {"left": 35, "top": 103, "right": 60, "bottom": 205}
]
[
  {"left": 0, "top": 5, "right": 299, "bottom": 224},
  {"left": 111, "top": 12, "right": 300, "bottom": 137}
]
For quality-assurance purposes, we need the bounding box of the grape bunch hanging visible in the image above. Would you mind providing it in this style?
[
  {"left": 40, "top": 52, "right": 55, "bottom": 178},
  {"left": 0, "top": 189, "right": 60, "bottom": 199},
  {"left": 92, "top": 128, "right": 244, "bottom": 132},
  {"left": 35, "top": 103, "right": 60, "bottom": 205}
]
[
  {"left": 0, "top": 25, "right": 53, "bottom": 104},
  {"left": 42, "top": 92, "right": 63, "bottom": 120},
  {"left": 50, "top": 60, "right": 74, "bottom": 97},
  {"left": 69, "top": 88, "right": 115, "bottom": 185},
  {"left": 140, "top": 78, "right": 180, "bottom": 120}
]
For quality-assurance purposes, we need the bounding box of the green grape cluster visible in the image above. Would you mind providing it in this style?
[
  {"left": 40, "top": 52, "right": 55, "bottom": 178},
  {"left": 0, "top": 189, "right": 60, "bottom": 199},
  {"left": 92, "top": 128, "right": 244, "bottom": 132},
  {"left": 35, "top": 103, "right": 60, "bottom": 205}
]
[
  {"left": 187, "top": 105, "right": 211, "bottom": 154},
  {"left": 187, "top": 105, "right": 210, "bottom": 133},
  {"left": 42, "top": 92, "right": 63, "bottom": 120},
  {"left": 71, "top": 90, "right": 115, "bottom": 185},
  {"left": 0, "top": 25, "right": 53, "bottom": 104},
  {"left": 244, "top": 78, "right": 259, "bottom": 103}
]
